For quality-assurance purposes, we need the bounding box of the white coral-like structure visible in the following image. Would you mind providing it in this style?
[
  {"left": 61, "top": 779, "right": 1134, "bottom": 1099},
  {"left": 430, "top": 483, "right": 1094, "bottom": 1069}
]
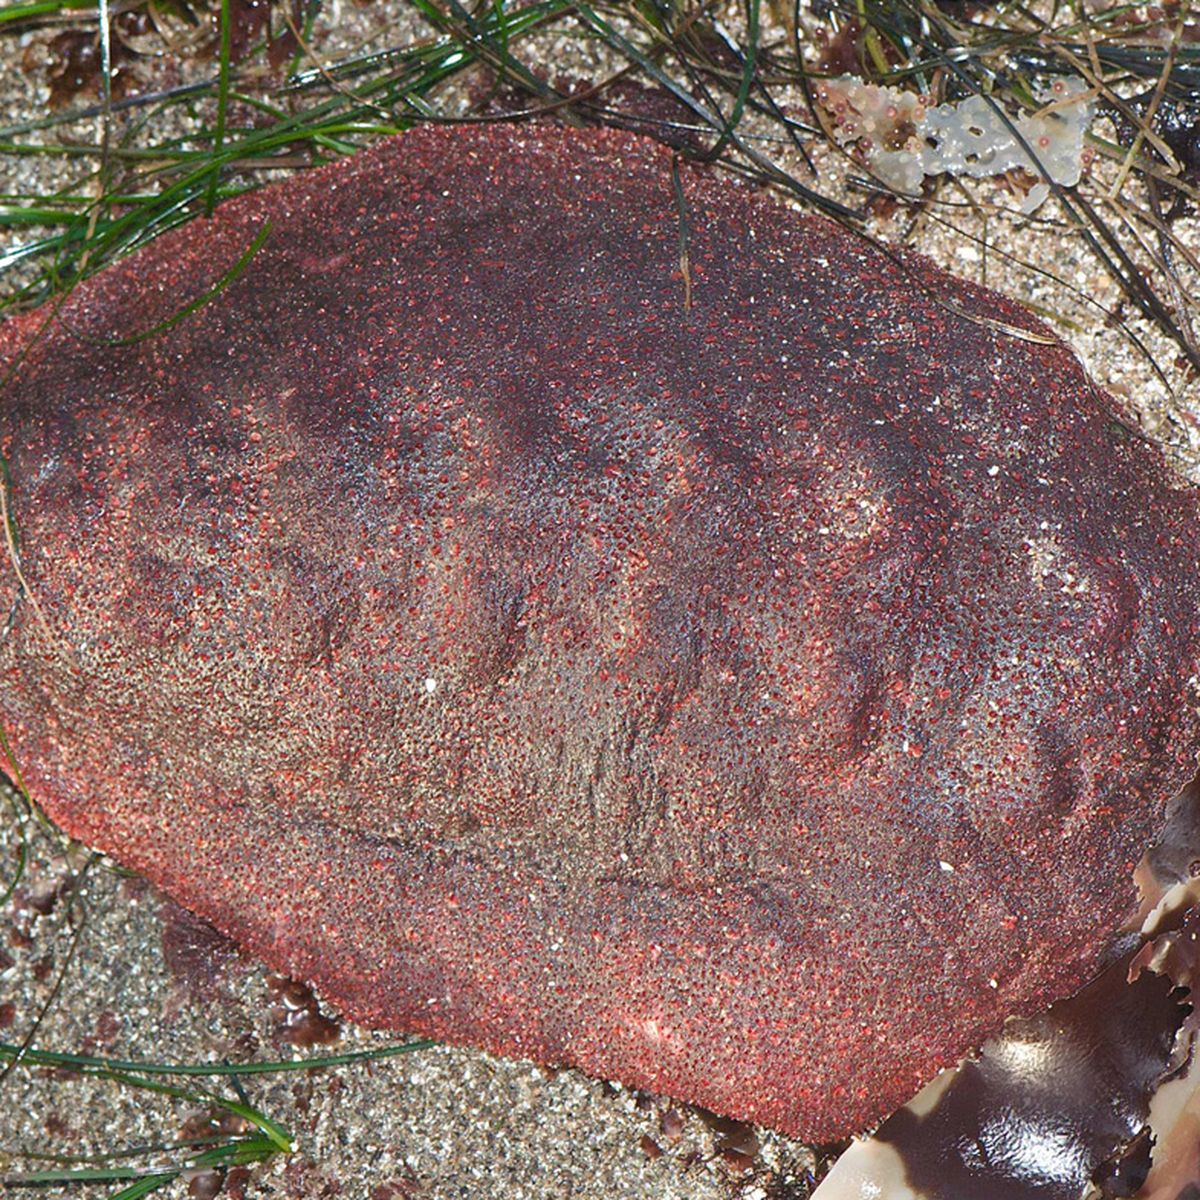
[{"left": 816, "top": 76, "right": 1095, "bottom": 212}]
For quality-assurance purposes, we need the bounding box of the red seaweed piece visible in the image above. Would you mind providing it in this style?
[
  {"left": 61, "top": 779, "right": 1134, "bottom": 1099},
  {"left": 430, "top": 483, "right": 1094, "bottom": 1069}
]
[{"left": 2, "top": 123, "right": 1200, "bottom": 1141}]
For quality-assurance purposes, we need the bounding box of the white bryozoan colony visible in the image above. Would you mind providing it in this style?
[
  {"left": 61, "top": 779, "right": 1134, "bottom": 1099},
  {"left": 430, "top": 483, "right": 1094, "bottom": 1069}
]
[{"left": 815, "top": 75, "right": 1095, "bottom": 211}]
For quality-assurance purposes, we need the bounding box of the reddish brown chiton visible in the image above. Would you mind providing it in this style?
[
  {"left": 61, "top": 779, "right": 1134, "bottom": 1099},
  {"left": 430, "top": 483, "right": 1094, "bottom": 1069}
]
[{"left": 1, "top": 123, "right": 1199, "bottom": 1143}]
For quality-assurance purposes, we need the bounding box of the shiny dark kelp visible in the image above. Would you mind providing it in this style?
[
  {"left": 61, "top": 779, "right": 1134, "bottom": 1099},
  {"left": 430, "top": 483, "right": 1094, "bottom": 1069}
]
[
  {"left": 870, "top": 950, "right": 1183, "bottom": 1199},
  {"left": 2, "top": 123, "right": 1200, "bottom": 1142}
]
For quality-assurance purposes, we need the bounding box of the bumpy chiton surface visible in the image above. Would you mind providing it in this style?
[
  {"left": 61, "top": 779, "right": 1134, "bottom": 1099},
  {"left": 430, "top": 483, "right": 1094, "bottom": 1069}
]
[{"left": 2, "top": 123, "right": 1200, "bottom": 1141}]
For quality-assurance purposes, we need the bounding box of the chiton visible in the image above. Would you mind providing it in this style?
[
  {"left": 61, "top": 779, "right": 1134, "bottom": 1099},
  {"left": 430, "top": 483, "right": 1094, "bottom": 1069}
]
[{"left": 2, "top": 123, "right": 1199, "bottom": 1167}]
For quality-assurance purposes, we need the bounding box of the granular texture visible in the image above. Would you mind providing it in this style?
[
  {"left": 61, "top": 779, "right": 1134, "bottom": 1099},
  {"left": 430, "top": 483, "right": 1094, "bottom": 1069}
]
[{"left": 2, "top": 123, "right": 1199, "bottom": 1140}]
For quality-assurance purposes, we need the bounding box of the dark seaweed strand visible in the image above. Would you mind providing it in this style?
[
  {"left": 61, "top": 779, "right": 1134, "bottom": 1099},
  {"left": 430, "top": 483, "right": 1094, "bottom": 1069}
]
[
  {"left": 0, "top": 851, "right": 101, "bottom": 1086},
  {"left": 671, "top": 151, "right": 693, "bottom": 309},
  {"left": 204, "top": 0, "right": 234, "bottom": 216}
]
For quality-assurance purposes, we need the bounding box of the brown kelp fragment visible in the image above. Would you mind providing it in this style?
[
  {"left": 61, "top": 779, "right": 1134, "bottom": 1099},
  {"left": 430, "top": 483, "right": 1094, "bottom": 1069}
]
[
  {"left": 812, "top": 943, "right": 1184, "bottom": 1199},
  {"left": 2, "top": 124, "right": 1200, "bottom": 1141},
  {"left": 1126, "top": 909, "right": 1200, "bottom": 1200}
]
